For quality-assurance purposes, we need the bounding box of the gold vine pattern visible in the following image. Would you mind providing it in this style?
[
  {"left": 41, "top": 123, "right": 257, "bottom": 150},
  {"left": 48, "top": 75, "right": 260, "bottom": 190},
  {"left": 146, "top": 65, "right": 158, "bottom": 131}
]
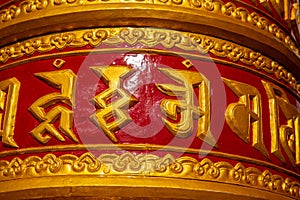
[
  {"left": 0, "top": 0, "right": 298, "bottom": 56},
  {"left": 0, "top": 152, "right": 299, "bottom": 198},
  {"left": 0, "top": 27, "right": 299, "bottom": 96}
]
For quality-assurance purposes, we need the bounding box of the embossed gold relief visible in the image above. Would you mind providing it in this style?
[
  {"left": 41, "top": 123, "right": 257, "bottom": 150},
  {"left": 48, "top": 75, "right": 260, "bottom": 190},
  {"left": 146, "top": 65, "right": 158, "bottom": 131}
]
[
  {"left": 52, "top": 58, "right": 66, "bottom": 69},
  {"left": 0, "top": 77, "right": 20, "bottom": 148},
  {"left": 156, "top": 68, "right": 216, "bottom": 146},
  {"left": 28, "top": 69, "right": 79, "bottom": 144},
  {"left": 0, "top": 152, "right": 299, "bottom": 198},
  {"left": 0, "top": 29, "right": 113, "bottom": 63},
  {"left": 262, "top": 81, "right": 300, "bottom": 167},
  {"left": 0, "top": 28, "right": 299, "bottom": 96},
  {"left": 291, "top": 2, "right": 300, "bottom": 45},
  {"left": 223, "top": 78, "right": 269, "bottom": 158},
  {"left": 90, "top": 66, "right": 138, "bottom": 143},
  {"left": 249, "top": 0, "right": 300, "bottom": 45},
  {"left": 0, "top": 0, "right": 48, "bottom": 22},
  {"left": 0, "top": 0, "right": 299, "bottom": 56}
]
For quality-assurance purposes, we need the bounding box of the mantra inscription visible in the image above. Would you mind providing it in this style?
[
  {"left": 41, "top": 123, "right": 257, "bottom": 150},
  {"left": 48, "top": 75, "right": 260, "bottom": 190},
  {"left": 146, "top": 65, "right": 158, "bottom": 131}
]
[{"left": 0, "top": 58, "right": 299, "bottom": 169}]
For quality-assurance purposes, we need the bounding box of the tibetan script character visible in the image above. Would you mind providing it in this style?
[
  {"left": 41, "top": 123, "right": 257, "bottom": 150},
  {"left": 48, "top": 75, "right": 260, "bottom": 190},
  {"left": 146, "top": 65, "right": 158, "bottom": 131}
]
[
  {"left": 90, "top": 66, "right": 137, "bottom": 142},
  {"left": 29, "top": 70, "right": 78, "bottom": 144},
  {"left": 0, "top": 77, "right": 20, "bottom": 148},
  {"left": 156, "top": 68, "right": 217, "bottom": 147}
]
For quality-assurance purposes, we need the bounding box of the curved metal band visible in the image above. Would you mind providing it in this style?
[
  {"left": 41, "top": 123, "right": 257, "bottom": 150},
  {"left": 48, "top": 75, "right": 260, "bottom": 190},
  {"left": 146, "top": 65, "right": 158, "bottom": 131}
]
[{"left": 0, "top": 152, "right": 299, "bottom": 199}]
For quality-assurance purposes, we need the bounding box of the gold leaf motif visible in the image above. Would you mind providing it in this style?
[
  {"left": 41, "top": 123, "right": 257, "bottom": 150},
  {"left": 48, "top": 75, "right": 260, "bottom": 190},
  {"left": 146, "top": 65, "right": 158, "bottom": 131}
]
[
  {"left": 0, "top": 0, "right": 298, "bottom": 57},
  {"left": 99, "top": 153, "right": 146, "bottom": 173},
  {"left": 72, "top": 153, "right": 100, "bottom": 172},
  {"left": 0, "top": 5, "right": 20, "bottom": 22},
  {"left": 35, "top": 154, "right": 62, "bottom": 173},
  {"left": 2, "top": 157, "right": 23, "bottom": 177},
  {"left": 0, "top": 27, "right": 299, "bottom": 96},
  {"left": 83, "top": 30, "right": 108, "bottom": 47},
  {"left": 20, "top": 0, "right": 49, "bottom": 13},
  {"left": 0, "top": 152, "right": 298, "bottom": 197},
  {"left": 119, "top": 29, "right": 145, "bottom": 45},
  {"left": 190, "top": 0, "right": 202, "bottom": 7},
  {"left": 50, "top": 33, "right": 76, "bottom": 50}
]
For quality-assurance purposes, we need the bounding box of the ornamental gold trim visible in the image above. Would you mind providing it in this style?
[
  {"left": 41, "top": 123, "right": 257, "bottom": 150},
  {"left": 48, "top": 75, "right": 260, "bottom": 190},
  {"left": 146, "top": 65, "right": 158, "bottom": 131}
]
[
  {"left": 0, "top": 143, "right": 299, "bottom": 180},
  {"left": 0, "top": 0, "right": 298, "bottom": 57},
  {"left": 0, "top": 152, "right": 299, "bottom": 198},
  {"left": 0, "top": 27, "right": 299, "bottom": 96}
]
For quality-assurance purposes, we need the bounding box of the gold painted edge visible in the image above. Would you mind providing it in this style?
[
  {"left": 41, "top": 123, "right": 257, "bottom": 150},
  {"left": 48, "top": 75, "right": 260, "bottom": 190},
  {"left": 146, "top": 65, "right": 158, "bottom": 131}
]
[
  {"left": 0, "top": 143, "right": 299, "bottom": 180},
  {"left": 0, "top": 27, "right": 299, "bottom": 96},
  {"left": 0, "top": 176, "right": 295, "bottom": 200},
  {"left": 0, "top": 151, "right": 299, "bottom": 199},
  {"left": 0, "top": 0, "right": 298, "bottom": 58}
]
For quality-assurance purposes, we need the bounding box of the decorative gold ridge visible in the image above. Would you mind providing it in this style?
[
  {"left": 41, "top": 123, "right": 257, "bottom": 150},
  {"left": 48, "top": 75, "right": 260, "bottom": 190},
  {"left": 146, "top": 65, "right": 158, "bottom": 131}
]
[
  {"left": 0, "top": 28, "right": 299, "bottom": 95},
  {"left": 0, "top": 152, "right": 299, "bottom": 198},
  {"left": 0, "top": 0, "right": 298, "bottom": 57}
]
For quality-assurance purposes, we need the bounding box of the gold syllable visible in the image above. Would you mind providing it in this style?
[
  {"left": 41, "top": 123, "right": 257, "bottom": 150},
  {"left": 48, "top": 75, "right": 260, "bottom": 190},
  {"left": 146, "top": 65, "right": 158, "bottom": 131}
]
[
  {"left": 0, "top": 0, "right": 298, "bottom": 57},
  {"left": 0, "top": 152, "right": 299, "bottom": 198},
  {"left": 0, "top": 28, "right": 299, "bottom": 96}
]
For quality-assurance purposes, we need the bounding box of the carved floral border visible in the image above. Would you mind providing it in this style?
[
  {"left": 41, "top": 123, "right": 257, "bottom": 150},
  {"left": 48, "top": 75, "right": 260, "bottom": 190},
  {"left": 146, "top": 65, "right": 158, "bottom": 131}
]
[
  {"left": 0, "top": 152, "right": 299, "bottom": 198},
  {"left": 0, "top": 0, "right": 298, "bottom": 57},
  {"left": 0, "top": 27, "right": 299, "bottom": 96}
]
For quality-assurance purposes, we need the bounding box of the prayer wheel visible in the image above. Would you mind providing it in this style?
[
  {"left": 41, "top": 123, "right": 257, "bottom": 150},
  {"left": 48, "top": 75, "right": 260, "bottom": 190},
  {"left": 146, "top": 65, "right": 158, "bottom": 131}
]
[{"left": 0, "top": 0, "right": 299, "bottom": 199}]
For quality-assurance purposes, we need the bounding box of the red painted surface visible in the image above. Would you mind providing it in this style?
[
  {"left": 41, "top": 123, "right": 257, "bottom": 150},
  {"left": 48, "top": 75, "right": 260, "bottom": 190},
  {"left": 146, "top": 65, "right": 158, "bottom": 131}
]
[{"left": 0, "top": 42, "right": 299, "bottom": 176}]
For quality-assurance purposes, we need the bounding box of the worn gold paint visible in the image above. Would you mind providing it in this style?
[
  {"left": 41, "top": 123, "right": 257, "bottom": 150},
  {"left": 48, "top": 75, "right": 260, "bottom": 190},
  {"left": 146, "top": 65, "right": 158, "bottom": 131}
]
[
  {"left": 90, "top": 66, "right": 138, "bottom": 142},
  {"left": 223, "top": 78, "right": 269, "bottom": 159},
  {"left": 28, "top": 69, "right": 78, "bottom": 144},
  {"left": 0, "top": 77, "right": 20, "bottom": 148}
]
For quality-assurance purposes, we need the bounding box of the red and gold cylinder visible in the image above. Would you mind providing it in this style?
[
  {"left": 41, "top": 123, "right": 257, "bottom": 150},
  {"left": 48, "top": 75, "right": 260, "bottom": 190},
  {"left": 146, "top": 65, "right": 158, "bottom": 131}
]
[{"left": 0, "top": 0, "right": 299, "bottom": 199}]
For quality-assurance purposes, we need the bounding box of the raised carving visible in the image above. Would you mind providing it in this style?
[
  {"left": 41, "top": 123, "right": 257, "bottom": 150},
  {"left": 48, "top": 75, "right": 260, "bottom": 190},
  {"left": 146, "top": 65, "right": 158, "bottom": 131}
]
[
  {"left": 223, "top": 78, "right": 269, "bottom": 159},
  {"left": 0, "top": 28, "right": 299, "bottom": 96},
  {"left": 0, "top": 152, "right": 299, "bottom": 198},
  {"left": 0, "top": 0, "right": 298, "bottom": 56},
  {"left": 0, "top": 77, "right": 20, "bottom": 148},
  {"left": 28, "top": 69, "right": 79, "bottom": 144},
  {"left": 156, "top": 68, "right": 216, "bottom": 146},
  {"left": 262, "top": 81, "right": 300, "bottom": 167},
  {"left": 90, "top": 66, "right": 137, "bottom": 142}
]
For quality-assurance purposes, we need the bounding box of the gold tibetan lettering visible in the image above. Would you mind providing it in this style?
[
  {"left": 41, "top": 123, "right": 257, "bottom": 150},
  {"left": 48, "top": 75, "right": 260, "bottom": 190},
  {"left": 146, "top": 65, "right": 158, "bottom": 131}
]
[
  {"left": 29, "top": 70, "right": 78, "bottom": 144},
  {"left": 90, "top": 66, "right": 137, "bottom": 143},
  {"left": 262, "top": 81, "right": 300, "bottom": 167},
  {"left": 223, "top": 78, "right": 269, "bottom": 159},
  {"left": 156, "top": 68, "right": 216, "bottom": 147},
  {"left": 0, "top": 77, "right": 20, "bottom": 148}
]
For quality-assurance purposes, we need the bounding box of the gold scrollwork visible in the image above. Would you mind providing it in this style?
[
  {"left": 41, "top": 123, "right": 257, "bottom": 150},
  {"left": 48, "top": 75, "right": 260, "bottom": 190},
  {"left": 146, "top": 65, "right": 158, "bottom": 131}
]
[
  {"left": 262, "top": 81, "right": 300, "bottom": 167},
  {"left": 223, "top": 78, "right": 269, "bottom": 159},
  {"left": 0, "top": 0, "right": 48, "bottom": 22},
  {"left": 0, "top": 77, "right": 20, "bottom": 148},
  {"left": 0, "top": 0, "right": 298, "bottom": 56},
  {"left": 0, "top": 152, "right": 299, "bottom": 198},
  {"left": 28, "top": 69, "right": 79, "bottom": 144},
  {"left": 0, "top": 28, "right": 299, "bottom": 96}
]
